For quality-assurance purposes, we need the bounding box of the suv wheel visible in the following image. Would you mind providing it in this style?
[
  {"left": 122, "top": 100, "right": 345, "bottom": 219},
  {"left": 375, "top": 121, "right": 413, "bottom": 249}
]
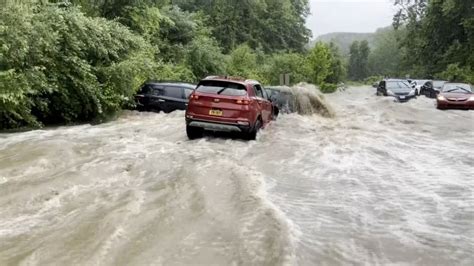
[
  {"left": 244, "top": 118, "right": 262, "bottom": 141},
  {"left": 186, "top": 125, "right": 203, "bottom": 140}
]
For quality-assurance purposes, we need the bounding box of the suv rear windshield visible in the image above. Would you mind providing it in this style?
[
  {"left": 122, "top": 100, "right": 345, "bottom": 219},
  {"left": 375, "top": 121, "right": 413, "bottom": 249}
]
[{"left": 196, "top": 81, "right": 247, "bottom": 96}]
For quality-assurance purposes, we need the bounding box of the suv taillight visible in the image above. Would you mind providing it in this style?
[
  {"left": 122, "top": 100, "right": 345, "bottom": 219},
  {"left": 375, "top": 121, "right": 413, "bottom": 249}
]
[{"left": 236, "top": 99, "right": 250, "bottom": 105}]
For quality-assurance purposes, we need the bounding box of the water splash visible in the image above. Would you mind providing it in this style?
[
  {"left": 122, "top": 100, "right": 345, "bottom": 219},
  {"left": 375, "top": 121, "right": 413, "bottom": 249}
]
[{"left": 291, "top": 83, "right": 335, "bottom": 118}]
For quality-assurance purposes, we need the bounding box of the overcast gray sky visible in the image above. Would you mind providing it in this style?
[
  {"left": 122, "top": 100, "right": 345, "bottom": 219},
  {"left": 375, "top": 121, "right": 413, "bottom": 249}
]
[{"left": 307, "top": 0, "right": 398, "bottom": 38}]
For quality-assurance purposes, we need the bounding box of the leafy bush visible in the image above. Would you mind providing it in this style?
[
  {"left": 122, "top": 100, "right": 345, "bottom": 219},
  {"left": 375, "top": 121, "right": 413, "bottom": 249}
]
[
  {"left": 439, "top": 64, "right": 473, "bottom": 84},
  {"left": 226, "top": 44, "right": 267, "bottom": 83},
  {"left": 262, "top": 52, "right": 310, "bottom": 85},
  {"left": 306, "top": 42, "right": 332, "bottom": 86},
  {"left": 0, "top": 4, "right": 160, "bottom": 129},
  {"left": 185, "top": 35, "right": 226, "bottom": 80},
  {"left": 319, "top": 83, "right": 338, "bottom": 93},
  {"left": 364, "top": 76, "right": 383, "bottom": 85}
]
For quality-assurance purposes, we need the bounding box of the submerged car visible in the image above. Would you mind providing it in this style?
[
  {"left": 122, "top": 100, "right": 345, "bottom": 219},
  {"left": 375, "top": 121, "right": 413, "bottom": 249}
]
[
  {"left": 185, "top": 76, "right": 275, "bottom": 140},
  {"left": 135, "top": 81, "right": 196, "bottom": 113},
  {"left": 411, "top": 80, "right": 433, "bottom": 96},
  {"left": 436, "top": 83, "right": 474, "bottom": 110},
  {"left": 265, "top": 86, "right": 294, "bottom": 114},
  {"left": 423, "top": 80, "right": 447, "bottom": 98},
  {"left": 375, "top": 79, "right": 417, "bottom": 102}
]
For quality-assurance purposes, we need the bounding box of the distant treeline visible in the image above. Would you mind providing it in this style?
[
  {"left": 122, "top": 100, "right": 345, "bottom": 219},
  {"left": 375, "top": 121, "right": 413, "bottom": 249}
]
[
  {"left": 0, "top": 0, "right": 346, "bottom": 129},
  {"left": 344, "top": 0, "right": 473, "bottom": 82}
]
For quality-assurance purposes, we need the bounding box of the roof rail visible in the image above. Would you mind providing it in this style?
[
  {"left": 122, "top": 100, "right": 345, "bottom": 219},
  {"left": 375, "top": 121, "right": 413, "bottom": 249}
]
[
  {"left": 245, "top": 79, "right": 260, "bottom": 84},
  {"left": 145, "top": 80, "right": 194, "bottom": 84},
  {"left": 204, "top": 75, "right": 246, "bottom": 81}
]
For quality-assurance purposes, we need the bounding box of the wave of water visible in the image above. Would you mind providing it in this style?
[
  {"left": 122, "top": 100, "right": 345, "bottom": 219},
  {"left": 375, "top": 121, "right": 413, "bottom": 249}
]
[{"left": 0, "top": 86, "right": 473, "bottom": 265}]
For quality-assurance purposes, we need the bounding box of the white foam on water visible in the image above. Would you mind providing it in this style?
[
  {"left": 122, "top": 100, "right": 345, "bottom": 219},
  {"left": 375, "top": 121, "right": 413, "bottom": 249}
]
[{"left": 0, "top": 86, "right": 473, "bottom": 265}]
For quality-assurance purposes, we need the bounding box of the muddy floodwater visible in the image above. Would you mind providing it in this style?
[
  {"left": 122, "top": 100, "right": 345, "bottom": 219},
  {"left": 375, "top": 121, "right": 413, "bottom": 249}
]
[{"left": 0, "top": 86, "right": 473, "bottom": 265}]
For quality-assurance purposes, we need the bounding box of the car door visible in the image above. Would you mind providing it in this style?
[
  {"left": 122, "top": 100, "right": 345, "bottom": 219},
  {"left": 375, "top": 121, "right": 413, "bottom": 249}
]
[
  {"left": 378, "top": 81, "right": 386, "bottom": 95},
  {"left": 149, "top": 85, "right": 166, "bottom": 110},
  {"left": 421, "top": 81, "right": 430, "bottom": 95},
  {"left": 183, "top": 88, "right": 194, "bottom": 110},
  {"left": 262, "top": 87, "right": 277, "bottom": 119},
  {"left": 253, "top": 85, "right": 272, "bottom": 123},
  {"left": 135, "top": 84, "right": 152, "bottom": 108},
  {"left": 162, "top": 86, "right": 187, "bottom": 112}
]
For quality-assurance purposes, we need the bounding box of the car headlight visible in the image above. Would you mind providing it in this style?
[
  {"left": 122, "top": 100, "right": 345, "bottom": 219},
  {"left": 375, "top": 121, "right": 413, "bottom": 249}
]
[
  {"left": 408, "top": 90, "right": 415, "bottom": 96},
  {"left": 387, "top": 90, "right": 395, "bottom": 96},
  {"left": 437, "top": 95, "right": 446, "bottom": 101},
  {"left": 469, "top": 96, "right": 474, "bottom": 101}
]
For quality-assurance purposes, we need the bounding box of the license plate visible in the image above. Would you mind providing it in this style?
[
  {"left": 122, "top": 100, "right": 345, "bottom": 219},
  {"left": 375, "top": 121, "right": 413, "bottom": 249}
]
[
  {"left": 209, "top": 109, "right": 223, "bottom": 116},
  {"left": 400, "top": 96, "right": 406, "bottom": 99}
]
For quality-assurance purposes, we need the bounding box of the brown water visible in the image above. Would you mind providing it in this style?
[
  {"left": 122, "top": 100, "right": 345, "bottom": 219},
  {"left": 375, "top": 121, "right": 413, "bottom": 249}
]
[{"left": 0, "top": 86, "right": 473, "bottom": 265}]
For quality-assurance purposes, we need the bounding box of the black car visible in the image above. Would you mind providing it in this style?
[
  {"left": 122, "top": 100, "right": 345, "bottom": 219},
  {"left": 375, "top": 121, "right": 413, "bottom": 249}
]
[
  {"left": 410, "top": 79, "right": 432, "bottom": 96},
  {"left": 375, "top": 79, "right": 417, "bottom": 102},
  {"left": 265, "top": 86, "right": 294, "bottom": 114},
  {"left": 423, "top": 80, "right": 447, "bottom": 98},
  {"left": 135, "top": 81, "right": 196, "bottom": 113},
  {"left": 413, "top": 80, "right": 433, "bottom": 96}
]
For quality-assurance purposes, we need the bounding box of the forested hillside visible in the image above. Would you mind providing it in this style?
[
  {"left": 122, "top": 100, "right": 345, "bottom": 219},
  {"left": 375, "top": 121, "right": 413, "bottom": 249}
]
[
  {"left": 341, "top": 0, "right": 472, "bottom": 82},
  {"left": 392, "top": 0, "right": 473, "bottom": 82},
  {"left": 312, "top": 32, "right": 375, "bottom": 55},
  {"left": 0, "top": 0, "right": 345, "bottom": 130}
]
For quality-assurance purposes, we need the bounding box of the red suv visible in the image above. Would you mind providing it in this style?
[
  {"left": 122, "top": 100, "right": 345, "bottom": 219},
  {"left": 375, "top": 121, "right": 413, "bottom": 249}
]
[{"left": 185, "top": 76, "right": 275, "bottom": 140}]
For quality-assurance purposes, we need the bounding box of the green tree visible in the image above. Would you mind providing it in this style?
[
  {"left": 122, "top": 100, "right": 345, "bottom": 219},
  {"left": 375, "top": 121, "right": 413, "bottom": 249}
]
[
  {"left": 263, "top": 52, "right": 310, "bottom": 85},
  {"left": 325, "top": 42, "right": 346, "bottom": 84},
  {"left": 358, "top": 40, "right": 370, "bottom": 79},
  {"left": 0, "top": 3, "right": 161, "bottom": 129},
  {"left": 348, "top": 40, "right": 370, "bottom": 80},
  {"left": 185, "top": 36, "right": 226, "bottom": 80},
  {"left": 348, "top": 41, "right": 360, "bottom": 80},
  {"left": 226, "top": 44, "right": 267, "bottom": 82},
  {"left": 174, "top": 0, "right": 311, "bottom": 52},
  {"left": 306, "top": 42, "right": 332, "bottom": 85},
  {"left": 393, "top": 0, "right": 473, "bottom": 79},
  {"left": 368, "top": 27, "right": 403, "bottom": 77}
]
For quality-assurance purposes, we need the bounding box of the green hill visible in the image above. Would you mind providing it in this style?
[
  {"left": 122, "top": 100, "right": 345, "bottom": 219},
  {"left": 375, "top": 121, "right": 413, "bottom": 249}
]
[{"left": 310, "top": 32, "right": 376, "bottom": 55}]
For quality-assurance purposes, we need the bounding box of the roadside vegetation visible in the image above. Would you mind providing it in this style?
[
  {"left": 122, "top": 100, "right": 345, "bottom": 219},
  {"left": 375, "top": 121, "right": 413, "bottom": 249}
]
[
  {"left": 0, "top": 0, "right": 471, "bottom": 130},
  {"left": 0, "top": 0, "right": 345, "bottom": 130}
]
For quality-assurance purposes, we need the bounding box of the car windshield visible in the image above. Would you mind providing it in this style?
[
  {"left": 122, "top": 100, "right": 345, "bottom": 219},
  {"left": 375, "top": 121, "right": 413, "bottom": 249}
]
[
  {"left": 196, "top": 80, "right": 247, "bottom": 96},
  {"left": 433, "top": 81, "right": 446, "bottom": 88},
  {"left": 414, "top": 80, "right": 429, "bottom": 85},
  {"left": 386, "top": 81, "right": 411, "bottom": 91},
  {"left": 442, "top": 84, "right": 472, "bottom": 93}
]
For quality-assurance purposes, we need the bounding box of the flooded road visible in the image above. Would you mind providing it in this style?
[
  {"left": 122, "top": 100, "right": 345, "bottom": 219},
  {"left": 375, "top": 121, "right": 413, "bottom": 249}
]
[{"left": 0, "top": 86, "right": 473, "bottom": 265}]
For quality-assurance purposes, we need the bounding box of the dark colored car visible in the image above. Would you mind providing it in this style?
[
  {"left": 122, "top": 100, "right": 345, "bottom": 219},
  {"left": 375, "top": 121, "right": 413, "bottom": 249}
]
[
  {"left": 265, "top": 86, "right": 294, "bottom": 114},
  {"left": 375, "top": 79, "right": 417, "bottom": 102},
  {"left": 415, "top": 80, "right": 433, "bottom": 96},
  {"left": 135, "top": 81, "right": 195, "bottom": 113},
  {"left": 185, "top": 76, "right": 275, "bottom": 140},
  {"left": 423, "top": 80, "right": 447, "bottom": 98},
  {"left": 411, "top": 80, "right": 433, "bottom": 96},
  {"left": 436, "top": 83, "right": 474, "bottom": 110}
]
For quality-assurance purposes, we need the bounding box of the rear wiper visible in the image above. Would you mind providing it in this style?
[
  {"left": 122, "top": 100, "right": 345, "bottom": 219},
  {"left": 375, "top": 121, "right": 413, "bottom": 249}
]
[{"left": 217, "top": 87, "right": 228, "bottom": 94}]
